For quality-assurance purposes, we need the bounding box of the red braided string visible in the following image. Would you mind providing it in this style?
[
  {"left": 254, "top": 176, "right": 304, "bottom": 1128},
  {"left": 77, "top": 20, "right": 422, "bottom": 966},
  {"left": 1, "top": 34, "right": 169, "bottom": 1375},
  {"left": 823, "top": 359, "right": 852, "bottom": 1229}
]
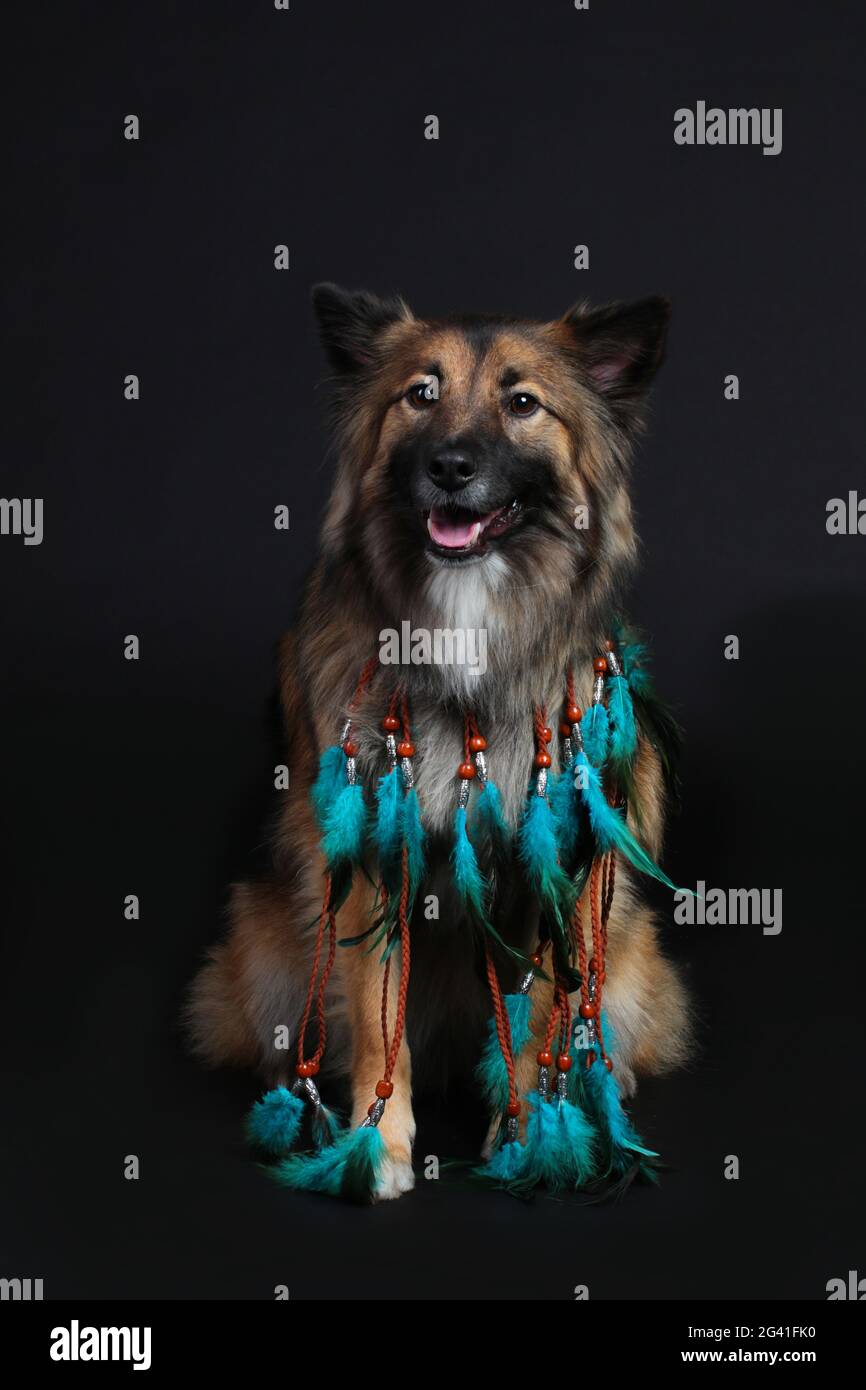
[
  {"left": 296, "top": 875, "right": 331, "bottom": 1065},
  {"left": 484, "top": 942, "right": 518, "bottom": 1110},
  {"left": 312, "top": 908, "right": 337, "bottom": 1066},
  {"left": 381, "top": 844, "right": 412, "bottom": 1083}
]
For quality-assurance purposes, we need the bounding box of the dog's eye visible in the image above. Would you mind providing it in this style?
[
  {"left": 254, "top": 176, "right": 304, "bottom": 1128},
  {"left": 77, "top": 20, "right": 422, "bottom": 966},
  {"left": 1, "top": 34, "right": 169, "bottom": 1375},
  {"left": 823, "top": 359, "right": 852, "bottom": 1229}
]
[
  {"left": 509, "top": 392, "right": 539, "bottom": 417},
  {"left": 406, "top": 380, "right": 438, "bottom": 409}
]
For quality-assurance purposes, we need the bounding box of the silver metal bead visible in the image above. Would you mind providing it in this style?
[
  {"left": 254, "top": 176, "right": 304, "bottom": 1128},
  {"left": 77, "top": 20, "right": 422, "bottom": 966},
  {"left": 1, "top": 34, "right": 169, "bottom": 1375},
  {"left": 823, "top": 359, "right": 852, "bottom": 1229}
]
[
  {"left": 562, "top": 735, "right": 573, "bottom": 766},
  {"left": 605, "top": 648, "right": 622, "bottom": 677},
  {"left": 339, "top": 719, "right": 352, "bottom": 746},
  {"left": 457, "top": 777, "right": 470, "bottom": 809},
  {"left": 518, "top": 969, "right": 535, "bottom": 995},
  {"left": 505, "top": 1115, "right": 519, "bottom": 1144},
  {"left": 401, "top": 756, "right": 414, "bottom": 790},
  {"left": 304, "top": 1077, "right": 322, "bottom": 1107},
  {"left": 537, "top": 1065, "right": 550, "bottom": 1098},
  {"left": 535, "top": 766, "right": 548, "bottom": 797},
  {"left": 556, "top": 1071, "right": 568, "bottom": 1100},
  {"left": 345, "top": 756, "right": 357, "bottom": 785},
  {"left": 592, "top": 672, "right": 605, "bottom": 705},
  {"left": 385, "top": 732, "right": 397, "bottom": 768},
  {"left": 475, "top": 750, "right": 487, "bottom": 784},
  {"left": 361, "top": 1097, "right": 386, "bottom": 1128}
]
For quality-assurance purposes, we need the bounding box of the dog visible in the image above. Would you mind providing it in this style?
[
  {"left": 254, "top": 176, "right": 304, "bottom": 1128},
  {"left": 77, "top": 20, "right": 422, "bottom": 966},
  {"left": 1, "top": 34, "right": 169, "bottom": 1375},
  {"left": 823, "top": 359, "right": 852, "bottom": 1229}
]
[{"left": 187, "top": 283, "right": 692, "bottom": 1200}]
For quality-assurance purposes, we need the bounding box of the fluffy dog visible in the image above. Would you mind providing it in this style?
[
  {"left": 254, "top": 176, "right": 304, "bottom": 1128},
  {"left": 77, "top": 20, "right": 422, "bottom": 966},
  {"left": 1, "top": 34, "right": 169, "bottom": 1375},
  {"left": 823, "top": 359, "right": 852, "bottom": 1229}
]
[{"left": 187, "top": 284, "right": 691, "bottom": 1200}]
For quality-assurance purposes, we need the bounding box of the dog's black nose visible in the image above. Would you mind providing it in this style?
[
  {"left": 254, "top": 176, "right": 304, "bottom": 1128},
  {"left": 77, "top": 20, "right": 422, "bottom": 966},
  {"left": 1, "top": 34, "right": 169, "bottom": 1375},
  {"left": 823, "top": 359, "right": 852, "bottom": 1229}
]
[{"left": 427, "top": 449, "right": 477, "bottom": 491}]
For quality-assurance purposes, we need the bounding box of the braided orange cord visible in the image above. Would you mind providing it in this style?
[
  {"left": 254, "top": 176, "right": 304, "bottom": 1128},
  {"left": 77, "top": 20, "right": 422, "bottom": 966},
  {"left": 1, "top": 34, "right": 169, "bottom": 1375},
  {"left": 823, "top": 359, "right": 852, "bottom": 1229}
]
[
  {"left": 381, "top": 844, "right": 412, "bottom": 1083},
  {"left": 311, "top": 907, "right": 338, "bottom": 1066},
  {"left": 484, "top": 942, "right": 518, "bottom": 1110},
  {"left": 296, "top": 875, "right": 332, "bottom": 1065}
]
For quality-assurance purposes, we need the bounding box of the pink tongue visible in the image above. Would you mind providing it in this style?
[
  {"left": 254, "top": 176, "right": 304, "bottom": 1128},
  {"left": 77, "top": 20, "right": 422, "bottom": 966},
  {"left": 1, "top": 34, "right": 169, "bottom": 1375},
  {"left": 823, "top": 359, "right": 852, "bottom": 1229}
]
[{"left": 428, "top": 506, "right": 481, "bottom": 549}]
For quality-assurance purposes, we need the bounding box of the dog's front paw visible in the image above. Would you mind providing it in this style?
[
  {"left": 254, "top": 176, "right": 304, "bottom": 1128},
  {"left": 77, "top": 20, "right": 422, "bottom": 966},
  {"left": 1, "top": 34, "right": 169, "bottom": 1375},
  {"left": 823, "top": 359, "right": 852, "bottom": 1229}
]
[{"left": 373, "top": 1150, "right": 415, "bottom": 1202}]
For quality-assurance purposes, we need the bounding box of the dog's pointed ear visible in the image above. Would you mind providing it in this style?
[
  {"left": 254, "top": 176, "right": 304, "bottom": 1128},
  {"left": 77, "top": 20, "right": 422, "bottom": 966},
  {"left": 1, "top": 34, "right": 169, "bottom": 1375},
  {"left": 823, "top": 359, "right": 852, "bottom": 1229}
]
[
  {"left": 311, "top": 283, "right": 413, "bottom": 373},
  {"left": 562, "top": 296, "right": 671, "bottom": 424}
]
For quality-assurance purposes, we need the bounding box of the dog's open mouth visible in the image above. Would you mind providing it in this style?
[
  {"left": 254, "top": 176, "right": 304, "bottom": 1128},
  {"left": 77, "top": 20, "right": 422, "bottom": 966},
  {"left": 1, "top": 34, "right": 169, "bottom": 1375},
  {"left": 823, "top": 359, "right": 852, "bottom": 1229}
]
[{"left": 425, "top": 500, "right": 522, "bottom": 557}]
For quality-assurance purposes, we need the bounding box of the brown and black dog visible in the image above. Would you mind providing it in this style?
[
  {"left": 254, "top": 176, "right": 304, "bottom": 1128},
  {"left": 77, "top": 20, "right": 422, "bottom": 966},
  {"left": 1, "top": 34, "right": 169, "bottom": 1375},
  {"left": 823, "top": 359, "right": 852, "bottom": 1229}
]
[{"left": 187, "top": 285, "right": 691, "bottom": 1199}]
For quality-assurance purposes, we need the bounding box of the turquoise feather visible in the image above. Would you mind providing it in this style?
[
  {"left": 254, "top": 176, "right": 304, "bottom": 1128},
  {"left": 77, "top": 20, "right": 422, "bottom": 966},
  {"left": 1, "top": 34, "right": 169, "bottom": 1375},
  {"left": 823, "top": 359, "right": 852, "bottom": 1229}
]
[
  {"left": 574, "top": 750, "right": 679, "bottom": 891},
  {"left": 476, "top": 992, "right": 533, "bottom": 1109},
  {"left": 374, "top": 767, "right": 403, "bottom": 884},
  {"left": 402, "top": 785, "right": 426, "bottom": 903},
  {"left": 606, "top": 674, "right": 637, "bottom": 762},
  {"left": 556, "top": 1093, "right": 597, "bottom": 1186},
  {"left": 583, "top": 1059, "right": 658, "bottom": 1177},
  {"left": 475, "top": 779, "right": 510, "bottom": 854},
  {"left": 517, "top": 1091, "right": 570, "bottom": 1190},
  {"left": 310, "top": 745, "right": 346, "bottom": 831},
  {"left": 452, "top": 805, "right": 487, "bottom": 917},
  {"left": 245, "top": 1086, "right": 305, "bottom": 1156},
  {"left": 580, "top": 703, "right": 610, "bottom": 765},
  {"left": 311, "top": 1103, "right": 344, "bottom": 1150},
  {"left": 274, "top": 1123, "right": 387, "bottom": 1201},
  {"left": 549, "top": 768, "right": 583, "bottom": 861},
  {"left": 517, "top": 792, "right": 574, "bottom": 922},
  {"left": 321, "top": 781, "right": 368, "bottom": 868},
  {"left": 476, "top": 1137, "right": 527, "bottom": 1184}
]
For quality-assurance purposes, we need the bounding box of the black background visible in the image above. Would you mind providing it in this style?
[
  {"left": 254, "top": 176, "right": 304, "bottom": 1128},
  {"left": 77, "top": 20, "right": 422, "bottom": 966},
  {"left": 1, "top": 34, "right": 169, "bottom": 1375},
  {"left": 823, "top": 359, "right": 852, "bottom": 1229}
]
[{"left": 2, "top": 0, "right": 864, "bottom": 1300}]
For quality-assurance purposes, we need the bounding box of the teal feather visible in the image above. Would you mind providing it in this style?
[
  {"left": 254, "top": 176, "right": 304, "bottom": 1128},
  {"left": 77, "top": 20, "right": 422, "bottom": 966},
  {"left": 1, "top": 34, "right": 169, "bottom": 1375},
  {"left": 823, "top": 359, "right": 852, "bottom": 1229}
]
[
  {"left": 274, "top": 1123, "right": 387, "bottom": 1201},
  {"left": 475, "top": 1137, "right": 527, "bottom": 1184},
  {"left": 517, "top": 792, "right": 575, "bottom": 923},
  {"left": 583, "top": 1059, "right": 658, "bottom": 1177},
  {"left": 514, "top": 1091, "right": 569, "bottom": 1191},
  {"left": 452, "top": 805, "right": 488, "bottom": 917},
  {"left": 606, "top": 674, "right": 637, "bottom": 762},
  {"left": 549, "top": 768, "right": 583, "bottom": 862},
  {"left": 476, "top": 992, "right": 533, "bottom": 1109},
  {"left": 321, "top": 781, "right": 368, "bottom": 868},
  {"left": 475, "top": 779, "right": 510, "bottom": 855},
  {"left": 574, "top": 751, "right": 679, "bottom": 892},
  {"left": 310, "top": 745, "right": 346, "bottom": 831},
  {"left": 245, "top": 1086, "right": 305, "bottom": 1156},
  {"left": 402, "top": 785, "right": 426, "bottom": 904},
  {"left": 311, "top": 1103, "right": 344, "bottom": 1150},
  {"left": 374, "top": 767, "right": 403, "bottom": 883},
  {"left": 556, "top": 1094, "right": 597, "bottom": 1186},
  {"left": 580, "top": 703, "right": 610, "bottom": 766}
]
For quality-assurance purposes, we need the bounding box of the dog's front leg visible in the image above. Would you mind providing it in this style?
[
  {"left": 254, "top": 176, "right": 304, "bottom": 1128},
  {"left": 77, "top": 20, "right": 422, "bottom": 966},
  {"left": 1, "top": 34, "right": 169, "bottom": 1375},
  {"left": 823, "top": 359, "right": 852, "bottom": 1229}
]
[{"left": 340, "top": 899, "right": 416, "bottom": 1201}]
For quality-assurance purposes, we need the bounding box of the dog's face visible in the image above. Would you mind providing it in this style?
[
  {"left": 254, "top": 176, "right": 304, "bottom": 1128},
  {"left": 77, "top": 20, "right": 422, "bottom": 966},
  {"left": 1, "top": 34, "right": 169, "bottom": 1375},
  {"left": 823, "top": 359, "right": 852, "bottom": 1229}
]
[{"left": 312, "top": 285, "right": 669, "bottom": 643}]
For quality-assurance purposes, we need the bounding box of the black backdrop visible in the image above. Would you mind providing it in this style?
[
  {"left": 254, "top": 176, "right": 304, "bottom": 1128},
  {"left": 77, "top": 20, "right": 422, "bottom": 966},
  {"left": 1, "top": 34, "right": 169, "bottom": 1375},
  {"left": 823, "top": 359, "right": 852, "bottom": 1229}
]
[{"left": 2, "top": 0, "right": 864, "bottom": 1301}]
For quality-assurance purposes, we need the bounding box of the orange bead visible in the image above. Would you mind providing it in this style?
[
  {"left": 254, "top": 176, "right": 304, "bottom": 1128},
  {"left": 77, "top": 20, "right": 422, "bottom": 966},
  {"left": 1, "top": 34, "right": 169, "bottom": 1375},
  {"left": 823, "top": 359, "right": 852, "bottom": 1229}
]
[
  {"left": 396, "top": 741, "right": 415, "bottom": 758},
  {"left": 296, "top": 1060, "right": 317, "bottom": 1078},
  {"left": 458, "top": 761, "right": 476, "bottom": 779},
  {"left": 578, "top": 1001, "right": 596, "bottom": 1019},
  {"left": 542, "top": 726, "right": 553, "bottom": 744},
  {"left": 531, "top": 952, "right": 543, "bottom": 968},
  {"left": 535, "top": 750, "right": 552, "bottom": 768},
  {"left": 343, "top": 740, "right": 358, "bottom": 757},
  {"left": 593, "top": 656, "right": 608, "bottom": 674},
  {"left": 382, "top": 714, "right": 400, "bottom": 732},
  {"left": 565, "top": 703, "right": 582, "bottom": 724},
  {"left": 375, "top": 1079, "right": 394, "bottom": 1099},
  {"left": 605, "top": 639, "right": 615, "bottom": 651},
  {"left": 505, "top": 1100, "right": 521, "bottom": 1118},
  {"left": 468, "top": 734, "right": 487, "bottom": 752},
  {"left": 604, "top": 1057, "right": 613, "bottom": 1072},
  {"left": 537, "top": 1050, "right": 553, "bottom": 1067},
  {"left": 556, "top": 1053, "right": 573, "bottom": 1072},
  {"left": 559, "top": 721, "right": 572, "bottom": 737}
]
